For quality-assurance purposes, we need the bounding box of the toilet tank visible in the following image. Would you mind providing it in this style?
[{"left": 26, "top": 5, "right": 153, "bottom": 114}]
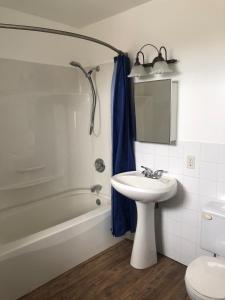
[{"left": 201, "top": 201, "right": 225, "bottom": 256}]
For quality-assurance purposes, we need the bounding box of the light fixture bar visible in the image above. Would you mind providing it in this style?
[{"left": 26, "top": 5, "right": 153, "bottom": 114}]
[
  {"left": 143, "top": 59, "right": 178, "bottom": 68},
  {"left": 128, "top": 43, "right": 178, "bottom": 78}
]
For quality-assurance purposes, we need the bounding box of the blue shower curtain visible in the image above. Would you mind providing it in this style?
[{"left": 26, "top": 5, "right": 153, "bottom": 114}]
[{"left": 112, "top": 54, "right": 137, "bottom": 237}]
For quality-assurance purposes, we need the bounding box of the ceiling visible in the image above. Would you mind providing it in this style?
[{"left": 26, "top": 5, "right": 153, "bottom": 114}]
[{"left": 0, "top": 0, "right": 152, "bottom": 28}]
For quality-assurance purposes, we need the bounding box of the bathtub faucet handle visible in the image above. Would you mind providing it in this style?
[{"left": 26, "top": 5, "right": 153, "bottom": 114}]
[{"left": 91, "top": 184, "right": 102, "bottom": 194}]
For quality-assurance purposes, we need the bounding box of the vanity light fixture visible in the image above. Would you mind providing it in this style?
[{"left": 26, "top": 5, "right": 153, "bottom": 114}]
[{"left": 128, "top": 43, "right": 178, "bottom": 78}]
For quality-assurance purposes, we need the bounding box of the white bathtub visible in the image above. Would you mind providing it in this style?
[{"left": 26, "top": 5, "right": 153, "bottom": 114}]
[{"left": 0, "top": 191, "right": 119, "bottom": 300}]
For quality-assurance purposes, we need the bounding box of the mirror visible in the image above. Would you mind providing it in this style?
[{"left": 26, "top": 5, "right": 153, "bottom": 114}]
[{"left": 134, "top": 79, "right": 178, "bottom": 145}]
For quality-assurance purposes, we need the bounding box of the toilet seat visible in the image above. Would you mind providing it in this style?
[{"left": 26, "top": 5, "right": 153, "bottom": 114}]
[
  {"left": 185, "top": 256, "right": 225, "bottom": 300},
  {"left": 186, "top": 283, "right": 215, "bottom": 300}
]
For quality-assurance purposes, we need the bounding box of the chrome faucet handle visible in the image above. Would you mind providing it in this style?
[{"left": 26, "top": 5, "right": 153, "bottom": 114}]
[
  {"left": 153, "top": 170, "right": 168, "bottom": 179},
  {"left": 141, "top": 166, "right": 153, "bottom": 172},
  {"left": 91, "top": 184, "right": 102, "bottom": 193},
  {"left": 141, "top": 166, "right": 153, "bottom": 177}
]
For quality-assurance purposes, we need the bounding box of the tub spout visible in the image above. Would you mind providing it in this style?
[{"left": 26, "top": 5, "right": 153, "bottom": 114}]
[{"left": 91, "top": 184, "right": 102, "bottom": 193}]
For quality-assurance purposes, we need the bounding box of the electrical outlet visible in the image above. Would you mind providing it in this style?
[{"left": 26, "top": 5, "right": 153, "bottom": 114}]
[{"left": 186, "top": 155, "right": 195, "bottom": 169}]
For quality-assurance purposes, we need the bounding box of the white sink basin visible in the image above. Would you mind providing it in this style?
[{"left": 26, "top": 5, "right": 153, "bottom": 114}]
[
  {"left": 111, "top": 171, "right": 177, "bottom": 203},
  {"left": 111, "top": 170, "right": 177, "bottom": 270}
]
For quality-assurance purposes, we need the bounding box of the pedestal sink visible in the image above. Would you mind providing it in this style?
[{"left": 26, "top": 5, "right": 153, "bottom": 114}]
[{"left": 111, "top": 171, "right": 177, "bottom": 269}]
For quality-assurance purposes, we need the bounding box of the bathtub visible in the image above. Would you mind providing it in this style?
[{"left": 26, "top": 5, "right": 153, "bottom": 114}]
[{"left": 0, "top": 191, "right": 119, "bottom": 300}]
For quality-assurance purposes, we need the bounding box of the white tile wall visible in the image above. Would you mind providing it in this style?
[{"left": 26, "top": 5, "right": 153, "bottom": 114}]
[{"left": 135, "top": 141, "right": 225, "bottom": 266}]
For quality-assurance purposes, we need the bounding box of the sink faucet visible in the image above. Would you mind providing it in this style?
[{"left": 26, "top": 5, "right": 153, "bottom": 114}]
[
  {"left": 141, "top": 166, "right": 154, "bottom": 178},
  {"left": 91, "top": 184, "right": 102, "bottom": 193},
  {"left": 141, "top": 166, "right": 167, "bottom": 179},
  {"left": 153, "top": 170, "right": 167, "bottom": 179}
]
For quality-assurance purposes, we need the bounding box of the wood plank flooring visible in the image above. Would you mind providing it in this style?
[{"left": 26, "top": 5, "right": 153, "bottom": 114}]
[{"left": 20, "top": 240, "right": 190, "bottom": 300}]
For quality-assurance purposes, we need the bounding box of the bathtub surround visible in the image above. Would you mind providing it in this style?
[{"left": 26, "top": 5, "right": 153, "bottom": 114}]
[
  {"left": 0, "top": 58, "right": 114, "bottom": 208},
  {"left": 0, "top": 58, "right": 92, "bottom": 210},
  {"left": 0, "top": 58, "right": 119, "bottom": 299},
  {"left": 112, "top": 55, "right": 137, "bottom": 237}
]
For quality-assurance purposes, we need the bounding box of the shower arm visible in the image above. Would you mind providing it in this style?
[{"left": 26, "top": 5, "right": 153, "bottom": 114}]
[{"left": 0, "top": 23, "right": 125, "bottom": 55}]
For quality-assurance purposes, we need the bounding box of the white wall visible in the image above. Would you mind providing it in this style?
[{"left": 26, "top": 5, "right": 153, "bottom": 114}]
[
  {"left": 2, "top": 1, "right": 224, "bottom": 143},
  {"left": 80, "top": 0, "right": 225, "bottom": 265},
  {"left": 135, "top": 140, "right": 225, "bottom": 265},
  {"left": 82, "top": 0, "right": 225, "bottom": 144},
  {"left": 0, "top": 6, "right": 115, "bottom": 67},
  {"left": 1, "top": 0, "right": 225, "bottom": 266}
]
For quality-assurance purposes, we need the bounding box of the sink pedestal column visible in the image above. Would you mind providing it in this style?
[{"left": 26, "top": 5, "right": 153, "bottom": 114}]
[{"left": 130, "top": 202, "right": 157, "bottom": 269}]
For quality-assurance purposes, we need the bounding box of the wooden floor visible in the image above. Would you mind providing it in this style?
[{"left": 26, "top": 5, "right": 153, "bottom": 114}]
[{"left": 20, "top": 240, "right": 190, "bottom": 300}]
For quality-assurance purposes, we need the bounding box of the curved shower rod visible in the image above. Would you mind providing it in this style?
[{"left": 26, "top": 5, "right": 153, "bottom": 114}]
[{"left": 0, "top": 22, "right": 125, "bottom": 55}]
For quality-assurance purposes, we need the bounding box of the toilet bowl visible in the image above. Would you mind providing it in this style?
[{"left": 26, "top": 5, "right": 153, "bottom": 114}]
[
  {"left": 185, "top": 256, "right": 225, "bottom": 300},
  {"left": 185, "top": 201, "right": 225, "bottom": 300}
]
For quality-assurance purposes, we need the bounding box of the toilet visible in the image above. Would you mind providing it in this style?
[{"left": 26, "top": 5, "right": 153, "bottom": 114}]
[{"left": 185, "top": 201, "right": 225, "bottom": 300}]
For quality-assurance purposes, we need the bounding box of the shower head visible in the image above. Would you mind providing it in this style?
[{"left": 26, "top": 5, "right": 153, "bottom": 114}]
[
  {"left": 70, "top": 61, "right": 81, "bottom": 68},
  {"left": 70, "top": 61, "right": 89, "bottom": 78},
  {"left": 70, "top": 61, "right": 100, "bottom": 77}
]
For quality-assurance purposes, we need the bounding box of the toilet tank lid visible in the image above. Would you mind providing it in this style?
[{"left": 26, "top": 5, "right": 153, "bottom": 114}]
[
  {"left": 203, "top": 201, "right": 225, "bottom": 218},
  {"left": 185, "top": 256, "right": 225, "bottom": 299}
]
